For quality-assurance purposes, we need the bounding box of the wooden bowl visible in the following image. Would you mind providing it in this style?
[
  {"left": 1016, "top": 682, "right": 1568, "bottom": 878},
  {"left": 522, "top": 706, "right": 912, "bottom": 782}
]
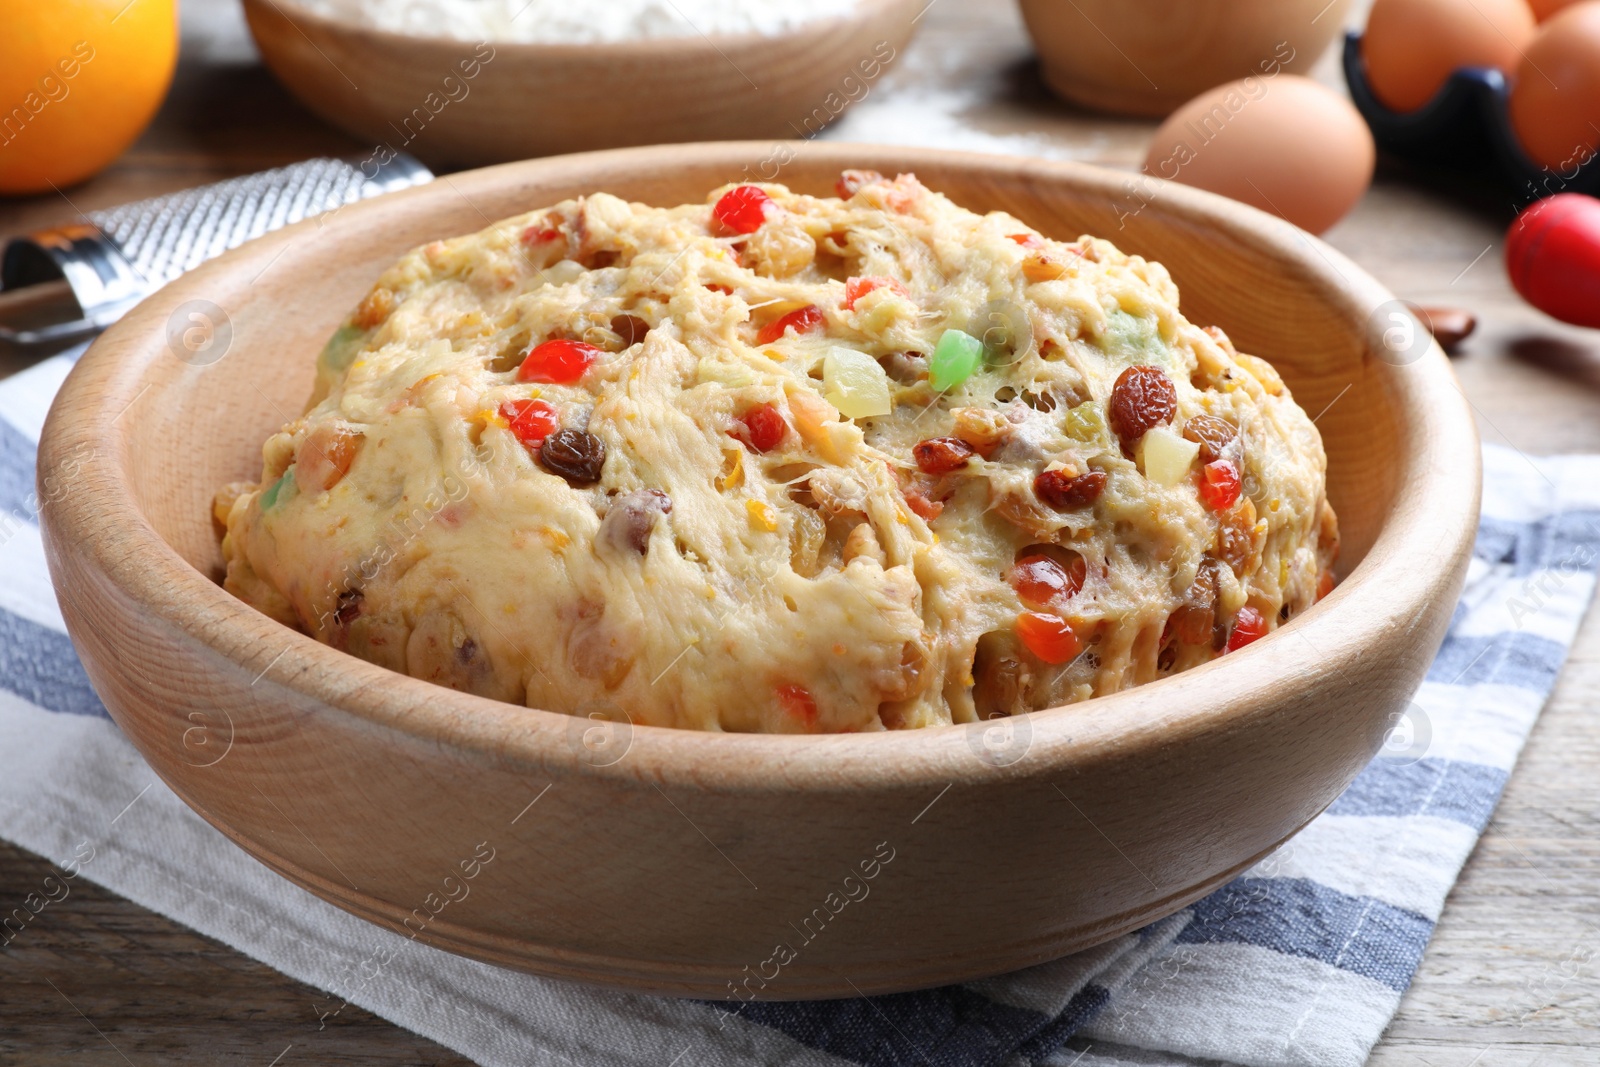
[
  {"left": 241, "top": 0, "right": 922, "bottom": 166},
  {"left": 1018, "top": 0, "right": 1354, "bottom": 117},
  {"left": 38, "top": 143, "right": 1479, "bottom": 999}
]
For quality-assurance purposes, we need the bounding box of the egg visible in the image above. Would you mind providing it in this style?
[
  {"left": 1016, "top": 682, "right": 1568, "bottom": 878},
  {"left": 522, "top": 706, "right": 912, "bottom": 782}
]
[
  {"left": 1142, "top": 75, "right": 1375, "bottom": 234},
  {"left": 1508, "top": 1, "right": 1600, "bottom": 169},
  {"left": 1362, "top": 0, "right": 1536, "bottom": 112},
  {"left": 1505, "top": 193, "right": 1600, "bottom": 327},
  {"left": 1531, "top": 0, "right": 1584, "bottom": 20}
]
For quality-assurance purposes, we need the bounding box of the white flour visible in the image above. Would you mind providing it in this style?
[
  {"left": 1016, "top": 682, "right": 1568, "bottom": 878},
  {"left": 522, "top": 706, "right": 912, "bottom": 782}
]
[{"left": 299, "top": 0, "right": 862, "bottom": 42}]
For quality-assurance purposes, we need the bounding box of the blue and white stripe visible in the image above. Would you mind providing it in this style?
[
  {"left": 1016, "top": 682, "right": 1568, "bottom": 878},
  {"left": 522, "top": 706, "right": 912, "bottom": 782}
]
[{"left": 0, "top": 343, "right": 1592, "bottom": 1067}]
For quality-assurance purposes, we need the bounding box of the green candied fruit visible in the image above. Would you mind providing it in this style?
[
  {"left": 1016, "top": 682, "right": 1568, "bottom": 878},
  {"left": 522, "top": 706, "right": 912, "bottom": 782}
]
[
  {"left": 318, "top": 324, "right": 366, "bottom": 374},
  {"left": 1100, "top": 309, "right": 1164, "bottom": 361},
  {"left": 1062, "top": 401, "right": 1106, "bottom": 443},
  {"left": 260, "top": 466, "right": 298, "bottom": 511},
  {"left": 930, "top": 329, "right": 984, "bottom": 392}
]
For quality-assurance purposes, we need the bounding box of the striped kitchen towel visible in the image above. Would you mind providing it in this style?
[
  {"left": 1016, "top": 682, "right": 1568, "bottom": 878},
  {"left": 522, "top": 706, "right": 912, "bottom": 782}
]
[{"left": 0, "top": 342, "right": 1595, "bottom": 1067}]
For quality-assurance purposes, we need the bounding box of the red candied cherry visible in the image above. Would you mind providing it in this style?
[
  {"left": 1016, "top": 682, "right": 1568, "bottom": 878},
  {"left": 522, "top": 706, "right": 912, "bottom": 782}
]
[
  {"left": 1016, "top": 611, "right": 1082, "bottom": 665},
  {"left": 738, "top": 403, "right": 787, "bottom": 453},
  {"left": 521, "top": 222, "right": 562, "bottom": 245},
  {"left": 1198, "top": 459, "right": 1242, "bottom": 511},
  {"left": 843, "top": 275, "right": 910, "bottom": 310},
  {"left": 776, "top": 683, "right": 818, "bottom": 728},
  {"left": 517, "top": 338, "right": 601, "bottom": 384},
  {"left": 1009, "top": 554, "right": 1086, "bottom": 610},
  {"left": 1007, "top": 232, "right": 1043, "bottom": 249},
  {"left": 757, "top": 304, "right": 825, "bottom": 346},
  {"left": 1226, "top": 606, "right": 1268, "bottom": 652},
  {"left": 499, "top": 399, "right": 559, "bottom": 447},
  {"left": 712, "top": 186, "right": 776, "bottom": 235}
]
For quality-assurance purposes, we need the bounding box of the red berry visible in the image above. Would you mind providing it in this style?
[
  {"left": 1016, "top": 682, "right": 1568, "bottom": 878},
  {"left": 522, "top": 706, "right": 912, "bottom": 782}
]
[
  {"left": 517, "top": 338, "right": 601, "bottom": 384},
  {"left": 776, "top": 683, "right": 818, "bottom": 727},
  {"left": 712, "top": 186, "right": 775, "bottom": 235},
  {"left": 757, "top": 305, "right": 825, "bottom": 346},
  {"left": 1226, "top": 606, "right": 1268, "bottom": 652},
  {"left": 1506, "top": 193, "right": 1600, "bottom": 329},
  {"left": 843, "top": 275, "right": 909, "bottom": 310},
  {"left": 521, "top": 223, "right": 562, "bottom": 245},
  {"left": 1015, "top": 612, "right": 1082, "bottom": 665},
  {"left": 1198, "top": 459, "right": 1242, "bottom": 511},
  {"left": 1009, "top": 553, "right": 1086, "bottom": 609},
  {"left": 499, "top": 399, "right": 559, "bottom": 446},
  {"left": 739, "top": 403, "right": 786, "bottom": 452}
]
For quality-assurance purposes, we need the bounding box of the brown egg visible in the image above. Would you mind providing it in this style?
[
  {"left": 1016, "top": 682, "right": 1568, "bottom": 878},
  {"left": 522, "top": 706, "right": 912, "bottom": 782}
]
[
  {"left": 1509, "top": 1, "right": 1600, "bottom": 169},
  {"left": 1531, "top": 0, "right": 1584, "bottom": 20},
  {"left": 1363, "top": 0, "right": 1536, "bottom": 112},
  {"left": 1142, "top": 76, "right": 1375, "bottom": 234}
]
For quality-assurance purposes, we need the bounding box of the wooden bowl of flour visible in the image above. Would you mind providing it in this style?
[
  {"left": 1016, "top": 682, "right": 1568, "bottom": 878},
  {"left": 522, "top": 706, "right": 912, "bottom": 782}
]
[
  {"left": 38, "top": 143, "right": 1479, "bottom": 997},
  {"left": 242, "top": 0, "right": 923, "bottom": 166}
]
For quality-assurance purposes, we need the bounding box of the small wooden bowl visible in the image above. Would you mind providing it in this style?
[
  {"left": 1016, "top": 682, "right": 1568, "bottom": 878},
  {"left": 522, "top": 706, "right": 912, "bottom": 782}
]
[
  {"left": 241, "top": 0, "right": 922, "bottom": 166},
  {"left": 39, "top": 143, "right": 1479, "bottom": 998},
  {"left": 1019, "top": 0, "right": 1354, "bottom": 117}
]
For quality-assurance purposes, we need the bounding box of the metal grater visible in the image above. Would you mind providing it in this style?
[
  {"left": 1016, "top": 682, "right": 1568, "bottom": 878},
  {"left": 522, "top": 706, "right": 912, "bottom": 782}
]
[{"left": 0, "top": 153, "right": 433, "bottom": 345}]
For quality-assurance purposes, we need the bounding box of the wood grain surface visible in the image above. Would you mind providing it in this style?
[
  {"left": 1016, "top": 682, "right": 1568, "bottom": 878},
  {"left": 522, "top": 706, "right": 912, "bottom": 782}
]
[{"left": 1, "top": 0, "right": 1597, "bottom": 1063}]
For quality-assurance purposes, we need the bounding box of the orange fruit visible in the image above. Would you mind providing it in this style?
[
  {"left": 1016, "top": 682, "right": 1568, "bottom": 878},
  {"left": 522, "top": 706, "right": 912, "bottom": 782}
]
[{"left": 0, "top": 0, "right": 178, "bottom": 195}]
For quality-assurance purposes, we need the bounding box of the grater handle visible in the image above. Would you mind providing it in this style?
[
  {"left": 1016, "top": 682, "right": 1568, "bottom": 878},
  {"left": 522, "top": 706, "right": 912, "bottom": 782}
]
[{"left": 0, "top": 153, "right": 433, "bottom": 347}]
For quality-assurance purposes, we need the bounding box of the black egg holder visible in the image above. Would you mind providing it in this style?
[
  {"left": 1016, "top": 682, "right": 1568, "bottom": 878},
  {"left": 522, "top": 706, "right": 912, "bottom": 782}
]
[{"left": 1342, "top": 30, "right": 1600, "bottom": 205}]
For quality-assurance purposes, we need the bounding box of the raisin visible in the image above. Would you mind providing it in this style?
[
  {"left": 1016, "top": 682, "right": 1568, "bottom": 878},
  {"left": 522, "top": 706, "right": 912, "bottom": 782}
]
[
  {"left": 1108, "top": 365, "right": 1177, "bottom": 457},
  {"left": 539, "top": 429, "right": 606, "bottom": 485},
  {"left": 611, "top": 314, "right": 650, "bottom": 348},
  {"left": 599, "top": 489, "right": 672, "bottom": 555},
  {"left": 913, "top": 436, "right": 975, "bottom": 475},
  {"left": 1182, "top": 412, "right": 1238, "bottom": 464},
  {"left": 1173, "top": 558, "right": 1222, "bottom": 648},
  {"left": 333, "top": 588, "right": 363, "bottom": 627},
  {"left": 1034, "top": 468, "right": 1107, "bottom": 510},
  {"left": 881, "top": 351, "right": 929, "bottom": 384},
  {"left": 972, "top": 630, "right": 1027, "bottom": 719}
]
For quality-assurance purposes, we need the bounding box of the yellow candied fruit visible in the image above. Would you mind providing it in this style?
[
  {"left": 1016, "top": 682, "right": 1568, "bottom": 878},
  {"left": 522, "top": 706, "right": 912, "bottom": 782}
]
[
  {"left": 1279, "top": 559, "right": 1289, "bottom": 587},
  {"left": 541, "top": 526, "right": 571, "bottom": 550},
  {"left": 747, "top": 499, "right": 779, "bottom": 532},
  {"left": 717, "top": 448, "right": 745, "bottom": 491}
]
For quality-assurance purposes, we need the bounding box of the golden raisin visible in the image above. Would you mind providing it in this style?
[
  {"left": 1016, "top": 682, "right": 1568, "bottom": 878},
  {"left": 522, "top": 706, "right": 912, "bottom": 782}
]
[{"left": 1182, "top": 413, "right": 1238, "bottom": 464}]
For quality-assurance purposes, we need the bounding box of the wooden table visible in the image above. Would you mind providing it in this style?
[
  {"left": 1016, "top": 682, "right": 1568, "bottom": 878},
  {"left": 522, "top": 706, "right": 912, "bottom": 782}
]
[{"left": 3, "top": 2, "right": 1597, "bottom": 1064}]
